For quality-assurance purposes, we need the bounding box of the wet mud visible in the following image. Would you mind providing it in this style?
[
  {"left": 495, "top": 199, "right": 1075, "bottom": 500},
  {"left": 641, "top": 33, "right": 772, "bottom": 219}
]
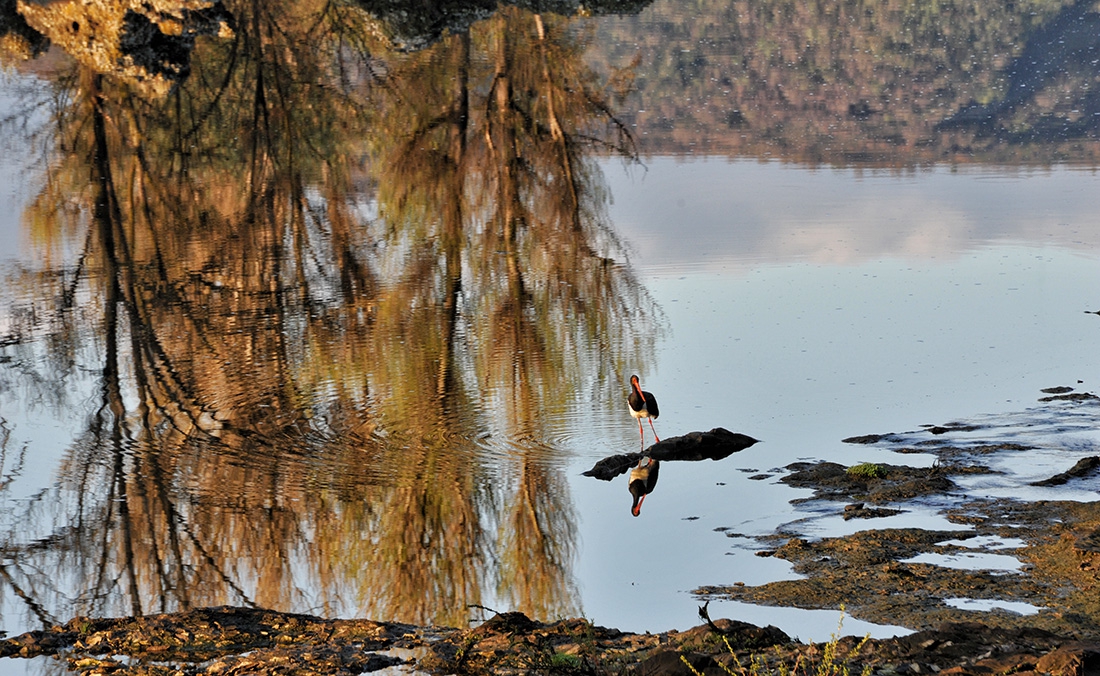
[{"left": 703, "top": 388, "right": 1100, "bottom": 642}]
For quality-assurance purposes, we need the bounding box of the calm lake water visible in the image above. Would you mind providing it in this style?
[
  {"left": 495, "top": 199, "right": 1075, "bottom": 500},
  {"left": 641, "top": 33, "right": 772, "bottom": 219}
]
[{"left": 1, "top": 0, "right": 1100, "bottom": 651}]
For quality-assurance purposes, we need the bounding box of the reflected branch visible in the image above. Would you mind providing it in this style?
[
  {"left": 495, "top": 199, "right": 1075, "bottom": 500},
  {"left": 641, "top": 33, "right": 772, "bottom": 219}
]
[{"left": 0, "top": 564, "right": 57, "bottom": 629}]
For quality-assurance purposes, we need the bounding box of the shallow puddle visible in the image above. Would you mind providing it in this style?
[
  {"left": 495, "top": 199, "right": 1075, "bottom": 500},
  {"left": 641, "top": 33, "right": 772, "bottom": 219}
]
[
  {"left": 901, "top": 551, "right": 1025, "bottom": 573},
  {"left": 785, "top": 503, "right": 973, "bottom": 541},
  {"left": 707, "top": 601, "right": 912, "bottom": 642},
  {"left": 936, "top": 535, "right": 1027, "bottom": 550},
  {"left": 0, "top": 655, "right": 55, "bottom": 675},
  {"left": 944, "top": 598, "right": 1044, "bottom": 616},
  {"left": 372, "top": 647, "right": 436, "bottom": 676}
]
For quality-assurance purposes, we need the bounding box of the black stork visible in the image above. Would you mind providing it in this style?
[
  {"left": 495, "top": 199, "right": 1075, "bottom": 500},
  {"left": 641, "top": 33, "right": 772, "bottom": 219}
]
[
  {"left": 628, "top": 457, "right": 660, "bottom": 516},
  {"left": 628, "top": 374, "right": 660, "bottom": 448}
]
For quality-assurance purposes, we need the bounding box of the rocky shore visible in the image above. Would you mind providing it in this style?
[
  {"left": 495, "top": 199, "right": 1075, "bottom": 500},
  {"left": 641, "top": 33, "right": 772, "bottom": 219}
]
[
  {"left": 2, "top": 604, "right": 1099, "bottom": 676},
  {"left": 3, "top": 388, "right": 1098, "bottom": 675},
  {"left": 700, "top": 388, "right": 1100, "bottom": 641}
]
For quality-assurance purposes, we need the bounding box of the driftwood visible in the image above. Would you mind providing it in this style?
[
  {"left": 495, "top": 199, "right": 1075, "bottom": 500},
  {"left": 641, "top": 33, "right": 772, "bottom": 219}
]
[{"left": 582, "top": 428, "right": 759, "bottom": 481}]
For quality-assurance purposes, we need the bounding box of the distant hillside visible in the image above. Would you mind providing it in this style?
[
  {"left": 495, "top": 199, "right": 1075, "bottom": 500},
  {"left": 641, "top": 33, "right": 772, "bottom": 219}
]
[{"left": 589, "top": 0, "right": 1100, "bottom": 166}]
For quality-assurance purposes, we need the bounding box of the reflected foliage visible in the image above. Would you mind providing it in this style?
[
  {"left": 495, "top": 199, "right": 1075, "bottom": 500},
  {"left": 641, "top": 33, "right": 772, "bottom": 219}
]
[
  {"left": 938, "top": 0, "right": 1100, "bottom": 140},
  {"left": 592, "top": 0, "right": 1100, "bottom": 165},
  {"left": 0, "top": 0, "right": 656, "bottom": 631}
]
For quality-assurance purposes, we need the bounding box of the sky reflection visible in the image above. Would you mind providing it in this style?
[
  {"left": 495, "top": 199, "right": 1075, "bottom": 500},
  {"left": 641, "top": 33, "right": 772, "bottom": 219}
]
[{"left": 607, "top": 159, "right": 1100, "bottom": 272}]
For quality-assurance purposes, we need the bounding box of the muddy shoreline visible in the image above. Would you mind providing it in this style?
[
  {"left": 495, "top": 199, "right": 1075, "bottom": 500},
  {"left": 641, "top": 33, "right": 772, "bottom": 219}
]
[
  {"left": 3, "top": 604, "right": 1099, "bottom": 676},
  {"left": 700, "top": 389, "right": 1100, "bottom": 642},
  {"left": 3, "top": 389, "right": 1099, "bottom": 675}
]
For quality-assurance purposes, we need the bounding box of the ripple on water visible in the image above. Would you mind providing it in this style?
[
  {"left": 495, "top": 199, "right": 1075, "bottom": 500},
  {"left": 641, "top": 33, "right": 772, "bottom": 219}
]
[{"left": 541, "top": 407, "right": 644, "bottom": 459}]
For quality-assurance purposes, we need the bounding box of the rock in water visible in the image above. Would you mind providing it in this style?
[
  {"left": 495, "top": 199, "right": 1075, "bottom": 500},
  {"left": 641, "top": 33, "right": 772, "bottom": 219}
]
[{"left": 583, "top": 428, "right": 759, "bottom": 480}]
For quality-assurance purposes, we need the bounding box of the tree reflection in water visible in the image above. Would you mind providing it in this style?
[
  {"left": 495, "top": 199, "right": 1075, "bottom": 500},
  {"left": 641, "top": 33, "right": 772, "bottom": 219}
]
[{"left": 0, "top": 0, "right": 659, "bottom": 630}]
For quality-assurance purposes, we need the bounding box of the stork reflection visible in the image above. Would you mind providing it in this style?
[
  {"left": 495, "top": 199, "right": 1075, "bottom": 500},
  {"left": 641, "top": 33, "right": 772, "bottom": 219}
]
[{"left": 628, "top": 457, "right": 659, "bottom": 516}]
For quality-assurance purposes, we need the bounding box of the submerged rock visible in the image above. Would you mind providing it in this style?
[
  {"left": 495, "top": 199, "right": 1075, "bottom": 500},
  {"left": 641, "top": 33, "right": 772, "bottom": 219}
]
[{"left": 1039, "top": 392, "right": 1100, "bottom": 402}]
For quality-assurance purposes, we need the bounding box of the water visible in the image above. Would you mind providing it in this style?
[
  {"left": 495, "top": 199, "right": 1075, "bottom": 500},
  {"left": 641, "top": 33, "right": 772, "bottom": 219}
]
[
  {"left": 900, "top": 551, "right": 1024, "bottom": 573},
  {"left": 944, "top": 598, "right": 1044, "bottom": 616},
  {"left": 562, "top": 160, "right": 1100, "bottom": 636},
  {"left": 1, "top": 0, "right": 1100, "bottom": 653}
]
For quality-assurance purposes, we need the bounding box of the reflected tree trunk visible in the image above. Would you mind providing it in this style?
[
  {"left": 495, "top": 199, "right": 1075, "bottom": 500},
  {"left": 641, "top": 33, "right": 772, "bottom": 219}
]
[
  {"left": 91, "top": 73, "right": 144, "bottom": 618},
  {"left": 438, "top": 30, "right": 470, "bottom": 399}
]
